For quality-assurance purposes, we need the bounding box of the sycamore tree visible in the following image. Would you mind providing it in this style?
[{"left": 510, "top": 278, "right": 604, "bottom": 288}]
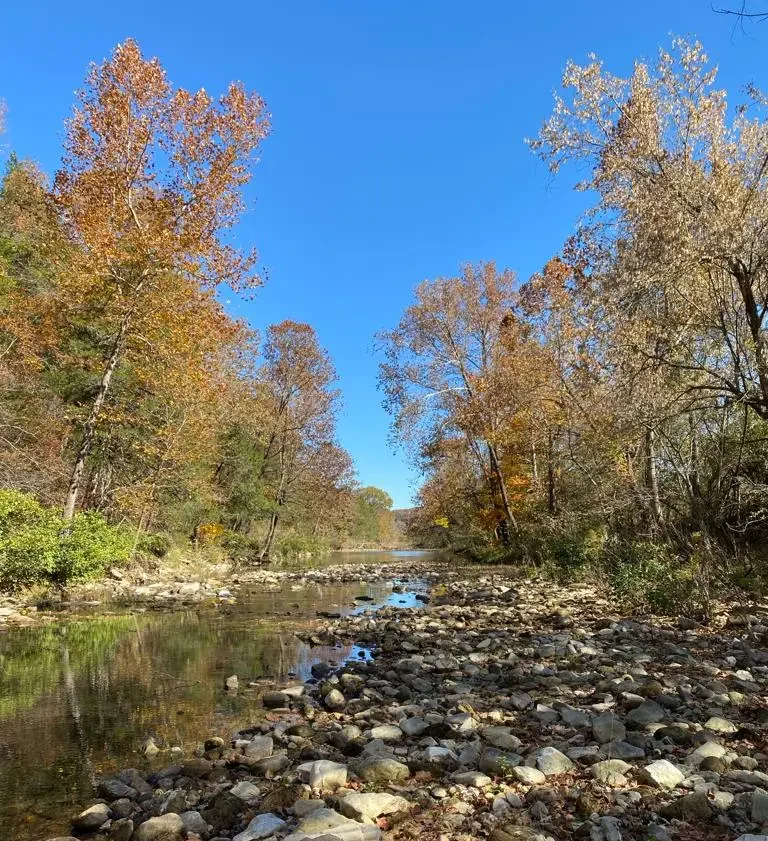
[{"left": 54, "top": 39, "right": 269, "bottom": 520}]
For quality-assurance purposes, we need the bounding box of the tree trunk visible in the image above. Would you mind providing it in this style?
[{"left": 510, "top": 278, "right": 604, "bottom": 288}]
[
  {"left": 645, "top": 427, "right": 663, "bottom": 527},
  {"left": 488, "top": 442, "right": 517, "bottom": 540},
  {"left": 258, "top": 510, "right": 279, "bottom": 561},
  {"left": 547, "top": 427, "right": 557, "bottom": 515},
  {"left": 63, "top": 310, "right": 132, "bottom": 521}
]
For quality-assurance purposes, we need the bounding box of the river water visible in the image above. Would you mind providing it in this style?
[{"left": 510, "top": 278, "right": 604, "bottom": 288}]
[{"left": 0, "top": 550, "right": 434, "bottom": 841}]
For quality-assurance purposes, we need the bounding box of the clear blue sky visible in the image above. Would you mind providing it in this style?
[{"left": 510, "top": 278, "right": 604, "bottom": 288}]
[{"left": 1, "top": 1, "right": 765, "bottom": 507}]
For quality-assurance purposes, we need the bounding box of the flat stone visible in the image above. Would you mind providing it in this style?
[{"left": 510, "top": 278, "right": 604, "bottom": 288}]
[
  {"left": 752, "top": 789, "right": 768, "bottom": 823},
  {"left": 626, "top": 699, "right": 665, "bottom": 727},
  {"left": 705, "top": 716, "right": 738, "bottom": 734},
  {"left": 452, "top": 770, "right": 492, "bottom": 787},
  {"left": 512, "top": 766, "right": 546, "bottom": 785},
  {"left": 233, "top": 812, "right": 288, "bottom": 841},
  {"left": 369, "top": 724, "right": 403, "bottom": 742},
  {"left": 244, "top": 735, "right": 274, "bottom": 760},
  {"left": 592, "top": 759, "right": 632, "bottom": 784},
  {"left": 230, "top": 781, "right": 260, "bottom": 800},
  {"left": 338, "top": 792, "right": 410, "bottom": 823}
]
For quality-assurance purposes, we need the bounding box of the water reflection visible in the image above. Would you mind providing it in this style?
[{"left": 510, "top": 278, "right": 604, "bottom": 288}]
[{"left": 0, "top": 565, "right": 428, "bottom": 841}]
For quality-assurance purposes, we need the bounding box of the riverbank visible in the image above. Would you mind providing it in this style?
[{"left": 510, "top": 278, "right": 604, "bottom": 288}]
[
  {"left": 0, "top": 550, "right": 432, "bottom": 629},
  {"left": 47, "top": 567, "right": 768, "bottom": 841}
]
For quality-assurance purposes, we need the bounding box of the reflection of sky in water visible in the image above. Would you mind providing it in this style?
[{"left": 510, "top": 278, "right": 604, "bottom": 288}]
[{"left": 0, "top": 564, "right": 428, "bottom": 841}]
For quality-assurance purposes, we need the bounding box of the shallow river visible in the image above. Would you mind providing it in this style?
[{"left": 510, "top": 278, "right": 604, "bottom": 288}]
[{"left": 0, "top": 550, "right": 433, "bottom": 841}]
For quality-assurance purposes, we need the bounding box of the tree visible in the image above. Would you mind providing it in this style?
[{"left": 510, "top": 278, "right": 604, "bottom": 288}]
[
  {"left": 379, "top": 262, "right": 526, "bottom": 543},
  {"left": 54, "top": 39, "right": 269, "bottom": 520},
  {"left": 256, "top": 322, "right": 343, "bottom": 559}
]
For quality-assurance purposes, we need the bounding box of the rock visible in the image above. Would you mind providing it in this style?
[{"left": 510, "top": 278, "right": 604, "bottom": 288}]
[
  {"left": 661, "top": 790, "right": 714, "bottom": 820},
  {"left": 110, "top": 818, "right": 134, "bottom": 841},
  {"left": 262, "top": 690, "right": 289, "bottom": 708},
  {"left": 752, "top": 789, "right": 768, "bottom": 823},
  {"left": 225, "top": 674, "right": 238, "bottom": 690},
  {"left": 295, "top": 807, "right": 359, "bottom": 834},
  {"left": 233, "top": 813, "right": 287, "bottom": 841},
  {"left": 357, "top": 756, "right": 410, "bottom": 783},
  {"left": 559, "top": 705, "right": 591, "bottom": 728},
  {"left": 230, "top": 780, "right": 260, "bottom": 800},
  {"left": 244, "top": 735, "right": 274, "bottom": 760},
  {"left": 452, "top": 770, "right": 492, "bottom": 787},
  {"left": 97, "top": 778, "right": 136, "bottom": 801},
  {"left": 307, "top": 759, "right": 348, "bottom": 791},
  {"left": 133, "top": 814, "right": 185, "bottom": 841},
  {"left": 534, "top": 746, "right": 574, "bottom": 776},
  {"left": 592, "top": 712, "right": 626, "bottom": 744},
  {"left": 592, "top": 759, "right": 632, "bottom": 785},
  {"left": 479, "top": 748, "right": 522, "bottom": 775},
  {"left": 180, "top": 812, "right": 208, "bottom": 837},
  {"left": 400, "top": 717, "right": 429, "bottom": 737},
  {"left": 482, "top": 726, "right": 523, "bottom": 752},
  {"left": 160, "top": 788, "right": 188, "bottom": 814},
  {"left": 369, "top": 724, "right": 403, "bottom": 742},
  {"left": 626, "top": 699, "right": 665, "bottom": 727},
  {"left": 140, "top": 736, "right": 160, "bottom": 756},
  {"left": 512, "top": 766, "right": 546, "bottom": 785},
  {"left": 72, "top": 803, "right": 111, "bottom": 832},
  {"left": 324, "top": 688, "right": 346, "bottom": 710},
  {"left": 637, "top": 759, "right": 685, "bottom": 790},
  {"left": 338, "top": 792, "right": 410, "bottom": 823},
  {"left": 705, "top": 716, "right": 738, "bottom": 734}
]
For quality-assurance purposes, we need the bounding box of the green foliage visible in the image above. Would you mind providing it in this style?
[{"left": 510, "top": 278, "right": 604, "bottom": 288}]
[
  {"left": 0, "top": 489, "right": 60, "bottom": 589},
  {"left": 137, "top": 531, "right": 171, "bottom": 558},
  {"left": 273, "top": 532, "right": 328, "bottom": 558},
  {"left": 607, "top": 541, "right": 704, "bottom": 615},
  {"left": 0, "top": 489, "right": 131, "bottom": 590}
]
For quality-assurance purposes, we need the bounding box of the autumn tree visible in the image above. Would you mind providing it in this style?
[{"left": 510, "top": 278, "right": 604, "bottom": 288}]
[
  {"left": 255, "top": 321, "right": 344, "bottom": 559},
  {"left": 54, "top": 39, "right": 269, "bottom": 520},
  {"left": 379, "top": 262, "right": 536, "bottom": 544}
]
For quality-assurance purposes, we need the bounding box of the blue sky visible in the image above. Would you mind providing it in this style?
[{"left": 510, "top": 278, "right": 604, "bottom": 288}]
[{"left": 1, "top": 1, "right": 766, "bottom": 507}]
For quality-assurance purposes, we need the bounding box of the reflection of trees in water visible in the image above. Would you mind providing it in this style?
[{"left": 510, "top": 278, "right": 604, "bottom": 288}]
[{"left": 0, "top": 578, "right": 390, "bottom": 841}]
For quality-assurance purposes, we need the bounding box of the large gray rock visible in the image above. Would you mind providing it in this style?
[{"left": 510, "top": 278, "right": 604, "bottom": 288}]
[
  {"left": 230, "top": 780, "right": 260, "bottom": 801},
  {"left": 369, "top": 724, "right": 403, "bottom": 742},
  {"left": 338, "top": 792, "right": 410, "bottom": 824},
  {"left": 72, "top": 803, "right": 110, "bottom": 833},
  {"left": 752, "top": 789, "right": 768, "bottom": 823},
  {"left": 357, "top": 756, "right": 410, "bottom": 783},
  {"left": 298, "top": 759, "right": 348, "bottom": 791},
  {"left": 133, "top": 813, "right": 185, "bottom": 841},
  {"left": 592, "top": 712, "right": 626, "bottom": 744},
  {"left": 626, "top": 700, "right": 665, "bottom": 727},
  {"left": 244, "top": 734, "right": 274, "bottom": 760},
  {"left": 637, "top": 760, "right": 685, "bottom": 790},
  {"left": 512, "top": 766, "right": 546, "bottom": 785},
  {"left": 533, "top": 746, "right": 574, "bottom": 776}
]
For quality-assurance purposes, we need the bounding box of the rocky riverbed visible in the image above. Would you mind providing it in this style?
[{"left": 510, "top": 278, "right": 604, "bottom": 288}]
[{"left": 43, "top": 571, "right": 768, "bottom": 841}]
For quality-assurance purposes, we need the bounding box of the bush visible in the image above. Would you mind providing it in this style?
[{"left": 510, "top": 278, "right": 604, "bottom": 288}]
[
  {"left": 0, "top": 489, "right": 132, "bottom": 590},
  {"left": 273, "top": 533, "right": 327, "bottom": 558},
  {"left": 57, "top": 512, "right": 132, "bottom": 583},
  {"left": 137, "top": 531, "right": 171, "bottom": 558},
  {"left": 607, "top": 540, "right": 704, "bottom": 615},
  {"left": 0, "top": 490, "right": 60, "bottom": 589},
  {"left": 223, "top": 530, "right": 258, "bottom": 561}
]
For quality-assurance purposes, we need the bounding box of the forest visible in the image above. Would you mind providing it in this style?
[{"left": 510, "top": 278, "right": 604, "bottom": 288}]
[
  {"left": 379, "top": 40, "right": 768, "bottom": 612},
  {"left": 4, "top": 37, "right": 768, "bottom": 612},
  {"left": 0, "top": 40, "right": 396, "bottom": 590}
]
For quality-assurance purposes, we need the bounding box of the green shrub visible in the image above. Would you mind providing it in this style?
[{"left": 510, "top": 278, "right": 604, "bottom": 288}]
[
  {"left": 0, "top": 490, "right": 60, "bottom": 589},
  {"left": 56, "top": 512, "right": 132, "bottom": 583},
  {"left": 273, "top": 533, "right": 328, "bottom": 558},
  {"left": 0, "top": 489, "right": 131, "bottom": 590},
  {"left": 608, "top": 540, "right": 704, "bottom": 615},
  {"left": 223, "top": 530, "right": 257, "bottom": 561},
  {"left": 137, "top": 531, "right": 171, "bottom": 558}
]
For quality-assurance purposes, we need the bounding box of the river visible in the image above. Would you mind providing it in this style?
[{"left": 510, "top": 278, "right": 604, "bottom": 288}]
[{"left": 0, "top": 550, "right": 435, "bottom": 841}]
